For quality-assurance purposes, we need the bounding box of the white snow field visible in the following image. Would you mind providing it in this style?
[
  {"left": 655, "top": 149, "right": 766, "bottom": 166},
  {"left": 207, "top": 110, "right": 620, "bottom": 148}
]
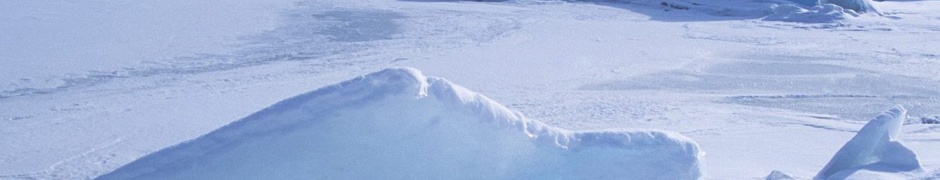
[
  {"left": 2, "top": 0, "right": 940, "bottom": 179},
  {"left": 97, "top": 68, "right": 703, "bottom": 179}
]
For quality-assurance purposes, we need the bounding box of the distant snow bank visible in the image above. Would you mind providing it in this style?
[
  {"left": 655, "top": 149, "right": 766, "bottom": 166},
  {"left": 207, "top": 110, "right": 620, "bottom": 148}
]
[
  {"left": 525, "top": 0, "right": 880, "bottom": 23},
  {"left": 659, "top": 0, "right": 879, "bottom": 15},
  {"left": 815, "top": 106, "right": 923, "bottom": 179},
  {"left": 97, "top": 67, "right": 704, "bottom": 180},
  {"left": 765, "top": 4, "right": 849, "bottom": 23}
]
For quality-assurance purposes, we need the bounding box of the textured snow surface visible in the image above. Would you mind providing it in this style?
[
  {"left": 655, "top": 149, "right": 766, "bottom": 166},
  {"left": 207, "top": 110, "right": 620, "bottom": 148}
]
[
  {"left": 97, "top": 68, "right": 703, "bottom": 180},
  {"left": 816, "top": 106, "right": 922, "bottom": 179},
  {"left": 0, "top": 0, "right": 295, "bottom": 89}
]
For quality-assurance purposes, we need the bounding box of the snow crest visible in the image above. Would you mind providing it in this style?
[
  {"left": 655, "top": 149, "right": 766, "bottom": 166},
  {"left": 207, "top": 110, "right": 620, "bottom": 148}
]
[
  {"left": 815, "top": 106, "right": 922, "bottom": 179},
  {"left": 97, "top": 67, "right": 704, "bottom": 180}
]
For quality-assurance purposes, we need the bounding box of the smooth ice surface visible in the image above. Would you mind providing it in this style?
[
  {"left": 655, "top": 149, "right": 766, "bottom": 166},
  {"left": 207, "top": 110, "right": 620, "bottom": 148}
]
[
  {"left": 97, "top": 68, "right": 703, "bottom": 180},
  {"left": 816, "top": 106, "right": 922, "bottom": 179}
]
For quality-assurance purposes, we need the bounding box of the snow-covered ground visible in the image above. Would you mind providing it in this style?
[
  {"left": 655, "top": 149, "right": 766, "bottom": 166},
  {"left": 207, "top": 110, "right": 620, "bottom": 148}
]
[
  {"left": 0, "top": 0, "right": 297, "bottom": 91},
  {"left": 2, "top": 0, "right": 940, "bottom": 179}
]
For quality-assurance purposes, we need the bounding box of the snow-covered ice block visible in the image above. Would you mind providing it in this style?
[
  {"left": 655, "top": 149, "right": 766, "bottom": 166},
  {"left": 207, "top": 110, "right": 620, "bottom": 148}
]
[
  {"left": 815, "top": 106, "right": 922, "bottom": 180},
  {"left": 97, "top": 67, "right": 704, "bottom": 180}
]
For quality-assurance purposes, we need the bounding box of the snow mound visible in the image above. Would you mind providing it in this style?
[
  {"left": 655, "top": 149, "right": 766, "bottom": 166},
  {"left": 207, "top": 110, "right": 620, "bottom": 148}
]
[
  {"left": 511, "top": 0, "right": 884, "bottom": 24},
  {"left": 815, "top": 106, "right": 923, "bottom": 180},
  {"left": 658, "top": 0, "right": 879, "bottom": 15},
  {"left": 565, "top": 0, "right": 876, "bottom": 23},
  {"left": 648, "top": 0, "right": 781, "bottom": 16},
  {"left": 766, "top": 170, "right": 798, "bottom": 180},
  {"left": 97, "top": 67, "right": 704, "bottom": 180}
]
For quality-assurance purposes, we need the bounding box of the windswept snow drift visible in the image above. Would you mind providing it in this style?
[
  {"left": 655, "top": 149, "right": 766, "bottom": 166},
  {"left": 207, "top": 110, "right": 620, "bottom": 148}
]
[
  {"left": 816, "top": 106, "right": 922, "bottom": 179},
  {"left": 97, "top": 68, "right": 704, "bottom": 180}
]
